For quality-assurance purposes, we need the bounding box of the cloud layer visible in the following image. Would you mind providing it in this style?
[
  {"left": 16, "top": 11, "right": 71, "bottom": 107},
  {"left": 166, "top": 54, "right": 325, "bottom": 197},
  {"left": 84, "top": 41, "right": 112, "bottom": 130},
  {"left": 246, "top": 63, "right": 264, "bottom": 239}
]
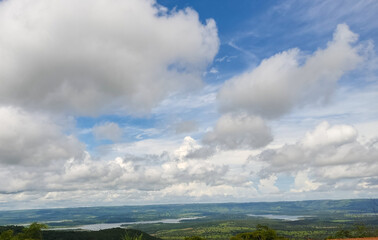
[
  {"left": 0, "top": 0, "right": 377, "bottom": 210},
  {"left": 0, "top": 0, "right": 219, "bottom": 115},
  {"left": 0, "top": 137, "right": 230, "bottom": 197}
]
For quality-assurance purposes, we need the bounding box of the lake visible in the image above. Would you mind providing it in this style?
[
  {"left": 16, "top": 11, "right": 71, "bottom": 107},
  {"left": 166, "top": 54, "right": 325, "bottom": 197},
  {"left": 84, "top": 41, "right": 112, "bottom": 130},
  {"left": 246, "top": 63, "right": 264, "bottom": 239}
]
[
  {"left": 51, "top": 217, "right": 204, "bottom": 231},
  {"left": 247, "top": 214, "right": 310, "bottom": 221}
]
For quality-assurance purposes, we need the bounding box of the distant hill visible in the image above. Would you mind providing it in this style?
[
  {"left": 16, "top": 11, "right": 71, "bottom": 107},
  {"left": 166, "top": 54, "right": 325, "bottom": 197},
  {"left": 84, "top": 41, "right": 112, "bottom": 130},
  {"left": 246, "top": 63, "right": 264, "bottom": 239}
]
[
  {"left": 0, "top": 199, "right": 376, "bottom": 227},
  {"left": 0, "top": 225, "right": 161, "bottom": 240}
]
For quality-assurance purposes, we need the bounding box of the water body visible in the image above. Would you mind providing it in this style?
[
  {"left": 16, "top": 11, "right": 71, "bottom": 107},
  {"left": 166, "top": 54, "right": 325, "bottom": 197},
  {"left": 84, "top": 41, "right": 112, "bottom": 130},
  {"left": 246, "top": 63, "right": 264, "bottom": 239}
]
[
  {"left": 52, "top": 217, "right": 203, "bottom": 231},
  {"left": 247, "top": 214, "right": 310, "bottom": 221}
]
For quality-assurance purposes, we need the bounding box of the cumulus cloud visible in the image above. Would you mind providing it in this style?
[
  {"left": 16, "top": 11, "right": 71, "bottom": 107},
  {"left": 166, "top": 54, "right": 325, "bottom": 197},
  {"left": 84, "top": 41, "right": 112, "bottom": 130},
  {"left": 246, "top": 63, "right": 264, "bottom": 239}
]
[
  {"left": 290, "top": 171, "right": 321, "bottom": 193},
  {"left": 93, "top": 122, "right": 123, "bottom": 142},
  {"left": 199, "top": 24, "right": 364, "bottom": 153},
  {"left": 258, "top": 175, "right": 280, "bottom": 194},
  {"left": 173, "top": 136, "right": 215, "bottom": 159},
  {"left": 203, "top": 113, "right": 272, "bottom": 150},
  {"left": 174, "top": 136, "right": 200, "bottom": 159},
  {"left": 0, "top": 0, "right": 219, "bottom": 115},
  {"left": 0, "top": 107, "right": 84, "bottom": 166},
  {"left": 0, "top": 137, "right": 229, "bottom": 195},
  {"left": 302, "top": 121, "right": 357, "bottom": 149},
  {"left": 218, "top": 24, "right": 362, "bottom": 119},
  {"left": 255, "top": 121, "right": 378, "bottom": 191}
]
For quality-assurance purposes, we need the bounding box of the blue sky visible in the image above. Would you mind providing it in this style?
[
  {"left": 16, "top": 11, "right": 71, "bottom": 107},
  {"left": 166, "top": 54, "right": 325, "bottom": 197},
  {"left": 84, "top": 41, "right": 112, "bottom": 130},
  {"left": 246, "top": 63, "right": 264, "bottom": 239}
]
[{"left": 0, "top": 0, "right": 377, "bottom": 210}]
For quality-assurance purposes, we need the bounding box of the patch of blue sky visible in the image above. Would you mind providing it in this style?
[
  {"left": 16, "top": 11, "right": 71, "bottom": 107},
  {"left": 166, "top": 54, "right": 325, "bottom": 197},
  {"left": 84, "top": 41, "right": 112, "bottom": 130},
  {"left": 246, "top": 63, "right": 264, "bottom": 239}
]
[
  {"left": 275, "top": 174, "right": 295, "bottom": 192},
  {"left": 211, "top": 43, "right": 254, "bottom": 77},
  {"left": 338, "top": 66, "right": 378, "bottom": 88},
  {"left": 157, "top": 0, "right": 271, "bottom": 31}
]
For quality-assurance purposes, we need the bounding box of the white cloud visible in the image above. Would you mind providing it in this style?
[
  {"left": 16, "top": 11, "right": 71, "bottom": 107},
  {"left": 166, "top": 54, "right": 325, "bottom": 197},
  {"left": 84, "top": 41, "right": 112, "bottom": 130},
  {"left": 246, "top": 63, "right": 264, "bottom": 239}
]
[
  {"left": 290, "top": 171, "right": 320, "bottom": 193},
  {"left": 218, "top": 24, "right": 362, "bottom": 119},
  {"left": 0, "top": 107, "right": 84, "bottom": 166},
  {"left": 302, "top": 121, "right": 357, "bottom": 149},
  {"left": 203, "top": 113, "right": 272, "bottom": 150},
  {"left": 255, "top": 121, "right": 378, "bottom": 191},
  {"left": 0, "top": 0, "right": 219, "bottom": 116},
  {"left": 174, "top": 136, "right": 215, "bottom": 159},
  {"left": 93, "top": 122, "right": 123, "bottom": 142},
  {"left": 174, "top": 136, "right": 200, "bottom": 159},
  {"left": 258, "top": 175, "right": 280, "bottom": 194}
]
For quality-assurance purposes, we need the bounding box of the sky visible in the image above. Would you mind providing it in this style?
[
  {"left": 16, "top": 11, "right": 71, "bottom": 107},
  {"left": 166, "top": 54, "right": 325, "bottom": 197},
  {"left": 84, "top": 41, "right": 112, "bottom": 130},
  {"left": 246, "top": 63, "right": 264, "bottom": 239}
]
[{"left": 0, "top": 0, "right": 377, "bottom": 210}]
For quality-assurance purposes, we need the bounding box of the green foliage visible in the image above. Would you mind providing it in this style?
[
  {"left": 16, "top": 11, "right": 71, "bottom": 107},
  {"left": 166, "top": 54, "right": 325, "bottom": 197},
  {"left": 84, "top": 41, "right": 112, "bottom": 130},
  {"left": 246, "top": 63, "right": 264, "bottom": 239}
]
[
  {"left": 21, "top": 223, "right": 47, "bottom": 240},
  {"left": 0, "top": 230, "right": 15, "bottom": 240},
  {"left": 130, "top": 211, "right": 377, "bottom": 240},
  {"left": 327, "top": 229, "right": 352, "bottom": 239},
  {"left": 184, "top": 237, "right": 207, "bottom": 240},
  {"left": 0, "top": 225, "right": 159, "bottom": 240},
  {"left": 42, "top": 228, "right": 160, "bottom": 240},
  {"left": 230, "top": 225, "right": 287, "bottom": 240},
  {"left": 122, "top": 233, "right": 143, "bottom": 240},
  {"left": 326, "top": 223, "right": 378, "bottom": 239},
  {"left": 0, "top": 223, "right": 47, "bottom": 240}
]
